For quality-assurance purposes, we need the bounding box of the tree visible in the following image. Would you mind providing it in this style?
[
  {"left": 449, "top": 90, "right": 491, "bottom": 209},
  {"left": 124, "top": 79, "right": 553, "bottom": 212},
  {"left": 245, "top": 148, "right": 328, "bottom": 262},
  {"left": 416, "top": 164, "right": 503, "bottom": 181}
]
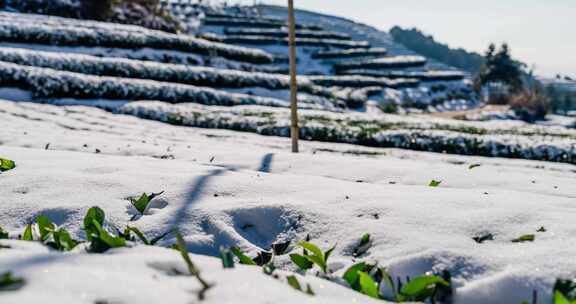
[{"left": 476, "top": 43, "right": 524, "bottom": 93}]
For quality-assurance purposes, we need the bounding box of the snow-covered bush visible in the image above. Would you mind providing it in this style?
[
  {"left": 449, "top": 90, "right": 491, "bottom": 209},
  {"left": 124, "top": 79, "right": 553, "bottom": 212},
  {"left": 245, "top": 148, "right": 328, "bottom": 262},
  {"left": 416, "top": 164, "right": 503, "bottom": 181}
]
[
  {"left": 119, "top": 101, "right": 576, "bottom": 165},
  {"left": 223, "top": 36, "right": 370, "bottom": 49},
  {"left": 312, "top": 48, "right": 388, "bottom": 59},
  {"left": 0, "top": 15, "right": 274, "bottom": 64},
  {"left": 203, "top": 17, "right": 322, "bottom": 31},
  {"left": 224, "top": 28, "right": 351, "bottom": 40},
  {"left": 335, "top": 56, "right": 427, "bottom": 72},
  {"left": 340, "top": 69, "right": 466, "bottom": 82},
  {"left": 308, "top": 75, "right": 419, "bottom": 89},
  {"left": 0, "top": 47, "right": 332, "bottom": 97},
  {"left": 0, "top": 61, "right": 339, "bottom": 110}
]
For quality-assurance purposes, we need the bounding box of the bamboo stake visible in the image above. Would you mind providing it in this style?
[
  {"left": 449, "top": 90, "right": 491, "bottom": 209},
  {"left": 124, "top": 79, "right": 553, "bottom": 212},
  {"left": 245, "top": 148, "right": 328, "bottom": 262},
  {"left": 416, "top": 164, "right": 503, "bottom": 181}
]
[{"left": 287, "top": 0, "right": 299, "bottom": 153}]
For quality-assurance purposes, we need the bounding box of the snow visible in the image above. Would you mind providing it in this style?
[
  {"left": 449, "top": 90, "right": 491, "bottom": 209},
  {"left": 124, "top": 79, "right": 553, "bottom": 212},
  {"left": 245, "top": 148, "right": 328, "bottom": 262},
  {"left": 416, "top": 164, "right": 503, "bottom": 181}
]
[{"left": 1, "top": 100, "right": 576, "bottom": 303}]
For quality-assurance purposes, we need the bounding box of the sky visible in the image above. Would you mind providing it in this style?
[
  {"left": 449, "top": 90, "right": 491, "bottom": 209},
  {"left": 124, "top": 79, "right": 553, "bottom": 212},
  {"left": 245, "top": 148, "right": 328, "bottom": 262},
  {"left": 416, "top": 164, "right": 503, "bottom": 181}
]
[{"left": 230, "top": 0, "right": 576, "bottom": 78}]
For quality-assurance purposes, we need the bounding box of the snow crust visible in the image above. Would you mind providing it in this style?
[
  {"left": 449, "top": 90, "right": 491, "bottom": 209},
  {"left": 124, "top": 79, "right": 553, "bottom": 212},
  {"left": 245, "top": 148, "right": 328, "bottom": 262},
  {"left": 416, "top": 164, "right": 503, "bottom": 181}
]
[{"left": 1, "top": 100, "right": 576, "bottom": 303}]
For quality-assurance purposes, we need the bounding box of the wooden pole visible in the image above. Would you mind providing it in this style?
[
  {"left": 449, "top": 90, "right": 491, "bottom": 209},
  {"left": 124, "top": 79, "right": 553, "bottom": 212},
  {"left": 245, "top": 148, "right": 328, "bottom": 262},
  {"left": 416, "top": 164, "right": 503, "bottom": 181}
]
[{"left": 287, "top": 0, "right": 299, "bottom": 153}]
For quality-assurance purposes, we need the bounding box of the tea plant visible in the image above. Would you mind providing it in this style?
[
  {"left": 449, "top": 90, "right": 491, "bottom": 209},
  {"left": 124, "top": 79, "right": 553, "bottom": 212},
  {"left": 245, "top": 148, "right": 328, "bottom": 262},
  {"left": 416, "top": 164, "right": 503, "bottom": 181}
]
[
  {"left": 118, "top": 226, "right": 172, "bottom": 246},
  {"left": 19, "top": 215, "right": 80, "bottom": 251},
  {"left": 0, "top": 158, "right": 16, "bottom": 172},
  {"left": 353, "top": 233, "right": 372, "bottom": 257},
  {"left": 429, "top": 180, "right": 442, "bottom": 187},
  {"left": 290, "top": 240, "right": 335, "bottom": 274},
  {"left": 554, "top": 279, "right": 576, "bottom": 304},
  {"left": 129, "top": 191, "right": 164, "bottom": 219},
  {"left": 84, "top": 207, "right": 126, "bottom": 253}
]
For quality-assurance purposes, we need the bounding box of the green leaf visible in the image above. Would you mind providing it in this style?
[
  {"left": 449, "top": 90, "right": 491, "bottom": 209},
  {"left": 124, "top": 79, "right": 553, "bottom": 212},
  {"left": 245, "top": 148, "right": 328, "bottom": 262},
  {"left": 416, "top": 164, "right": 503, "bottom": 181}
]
[
  {"left": 298, "top": 241, "right": 323, "bottom": 261},
  {"left": 429, "top": 180, "right": 442, "bottom": 187},
  {"left": 381, "top": 268, "right": 400, "bottom": 302},
  {"left": 554, "top": 279, "right": 576, "bottom": 302},
  {"left": 400, "top": 275, "right": 448, "bottom": 300},
  {"left": 0, "top": 272, "right": 25, "bottom": 291},
  {"left": 36, "top": 215, "right": 55, "bottom": 241},
  {"left": 0, "top": 158, "right": 16, "bottom": 172},
  {"left": 22, "top": 224, "right": 33, "bottom": 241},
  {"left": 468, "top": 164, "right": 481, "bottom": 170},
  {"left": 343, "top": 262, "right": 369, "bottom": 290},
  {"left": 353, "top": 233, "right": 372, "bottom": 257},
  {"left": 358, "top": 271, "right": 380, "bottom": 299},
  {"left": 511, "top": 234, "right": 535, "bottom": 243},
  {"left": 220, "top": 248, "right": 235, "bottom": 269},
  {"left": 94, "top": 220, "right": 125, "bottom": 248},
  {"left": 324, "top": 245, "right": 336, "bottom": 263},
  {"left": 305, "top": 284, "right": 315, "bottom": 296},
  {"left": 555, "top": 290, "right": 572, "bottom": 304},
  {"left": 130, "top": 191, "right": 164, "bottom": 215},
  {"left": 472, "top": 233, "right": 494, "bottom": 244},
  {"left": 289, "top": 253, "right": 313, "bottom": 271},
  {"left": 537, "top": 226, "right": 547, "bottom": 232},
  {"left": 52, "top": 228, "right": 80, "bottom": 251},
  {"left": 230, "top": 247, "right": 257, "bottom": 265},
  {"left": 286, "top": 275, "right": 302, "bottom": 291},
  {"left": 149, "top": 229, "right": 173, "bottom": 245},
  {"left": 83, "top": 207, "right": 105, "bottom": 242},
  {"left": 125, "top": 226, "right": 150, "bottom": 245},
  {"left": 174, "top": 232, "right": 212, "bottom": 299}
]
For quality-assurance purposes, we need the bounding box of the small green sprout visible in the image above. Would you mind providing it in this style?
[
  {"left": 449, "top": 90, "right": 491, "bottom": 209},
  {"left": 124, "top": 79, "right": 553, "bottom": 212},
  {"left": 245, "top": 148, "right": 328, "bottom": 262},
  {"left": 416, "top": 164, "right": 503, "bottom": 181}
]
[
  {"left": 230, "top": 247, "right": 257, "bottom": 266},
  {"left": 0, "top": 158, "right": 16, "bottom": 172},
  {"left": 511, "top": 234, "right": 535, "bottom": 243},
  {"left": 473, "top": 233, "right": 494, "bottom": 244},
  {"left": 129, "top": 191, "right": 164, "bottom": 218},
  {"left": 286, "top": 275, "right": 314, "bottom": 296},
  {"left": 468, "top": 164, "right": 481, "bottom": 170},
  {"left": 19, "top": 215, "right": 80, "bottom": 251},
  {"left": 83, "top": 207, "right": 125, "bottom": 253},
  {"left": 0, "top": 272, "right": 25, "bottom": 291},
  {"left": 353, "top": 233, "right": 372, "bottom": 257},
  {"left": 175, "top": 233, "right": 213, "bottom": 300},
  {"left": 220, "top": 248, "right": 235, "bottom": 269},
  {"left": 289, "top": 241, "right": 335, "bottom": 274},
  {"left": 429, "top": 180, "right": 442, "bottom": 187}
]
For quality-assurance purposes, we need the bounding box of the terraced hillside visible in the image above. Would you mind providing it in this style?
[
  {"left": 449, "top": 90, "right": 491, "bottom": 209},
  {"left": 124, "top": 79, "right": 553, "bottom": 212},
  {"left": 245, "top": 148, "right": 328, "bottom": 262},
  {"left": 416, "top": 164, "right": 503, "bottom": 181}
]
[{"left": 0, "top": 4, "right": 574, "bottom": 165}]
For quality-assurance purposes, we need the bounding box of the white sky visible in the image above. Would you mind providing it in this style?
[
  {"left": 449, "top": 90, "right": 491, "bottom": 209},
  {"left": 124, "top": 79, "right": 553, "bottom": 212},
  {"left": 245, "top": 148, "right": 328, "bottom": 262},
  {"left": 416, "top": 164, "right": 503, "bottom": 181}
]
[{"left": 228, "top": 0, "right": 576, "bottom": 77}]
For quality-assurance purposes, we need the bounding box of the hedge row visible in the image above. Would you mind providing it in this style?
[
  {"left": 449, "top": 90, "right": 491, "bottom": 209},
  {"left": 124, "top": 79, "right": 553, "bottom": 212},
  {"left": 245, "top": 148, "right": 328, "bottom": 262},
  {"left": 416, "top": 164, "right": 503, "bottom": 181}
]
[
  {"left": 223, "top": 36, "right": 370, "bottom": 49},
  {"left": 119, "top": 101, "right": 576, "bottom": 165},
  {"left": 224, "top": 28, "right": 351, "bottom": 40},
  {"left": 0, "top": 11, "right": 152, "bottom": 34},
  {"left": 308, "top": 75, "right": 420, "bottom": 89},
  {"left": 203, "top": 17, "right": 323, "bottom": 31},
  {"left": 340, "top": 69, "right": 466, "bottom": 81},
  {"left": 0, "top": 61, "right": 339, "bottom": 111},
  {"left": 0, "top": 47, "right": 334, "bottom": 98},
  {"left": 312, "top": 48, "right": 388, "bottom": 59},
  {"left": 335, "top": 56, "right": 427, "bottom": 71},
  {"left": 0, "top": 18, "right": 274, "bottom": 64}
]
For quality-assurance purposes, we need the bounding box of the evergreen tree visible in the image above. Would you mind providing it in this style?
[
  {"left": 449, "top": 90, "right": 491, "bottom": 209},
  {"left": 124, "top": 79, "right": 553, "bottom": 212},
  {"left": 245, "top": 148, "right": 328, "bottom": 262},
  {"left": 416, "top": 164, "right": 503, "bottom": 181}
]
[{"left": 476, "top": 43, "right": 524, "bottom": 93}]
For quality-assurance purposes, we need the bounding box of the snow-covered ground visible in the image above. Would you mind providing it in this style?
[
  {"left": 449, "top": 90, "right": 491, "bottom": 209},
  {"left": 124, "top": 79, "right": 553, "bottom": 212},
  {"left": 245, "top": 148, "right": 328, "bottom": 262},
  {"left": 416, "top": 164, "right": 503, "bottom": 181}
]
[{"left": 1, "top": 100, "right": 576, "bottom": 303}]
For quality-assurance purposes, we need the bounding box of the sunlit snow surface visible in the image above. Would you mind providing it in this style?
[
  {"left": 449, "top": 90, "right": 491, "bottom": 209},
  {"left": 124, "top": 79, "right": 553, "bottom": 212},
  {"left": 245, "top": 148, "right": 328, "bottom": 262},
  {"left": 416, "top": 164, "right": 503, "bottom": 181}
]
[{"left": 1, "top": 100, "right": 576, "bottom": 304}]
